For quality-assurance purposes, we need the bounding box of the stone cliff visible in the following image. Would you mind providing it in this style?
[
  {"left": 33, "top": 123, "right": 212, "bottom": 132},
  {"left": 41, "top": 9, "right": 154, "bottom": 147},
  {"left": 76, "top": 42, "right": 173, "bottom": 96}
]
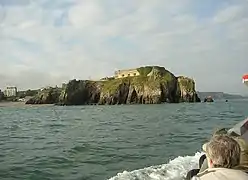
[
  {"left": 98, "top": 66, "right": 179, "bottom": 105},
  {"left": 26, "top": 66, "right": 201, "bottom": 105},
  {"left": 177, "top": 76, "right": 201, "bottom": 102},
  {"left": 58, "top": 80, "right": 101, "bottom": 105}
]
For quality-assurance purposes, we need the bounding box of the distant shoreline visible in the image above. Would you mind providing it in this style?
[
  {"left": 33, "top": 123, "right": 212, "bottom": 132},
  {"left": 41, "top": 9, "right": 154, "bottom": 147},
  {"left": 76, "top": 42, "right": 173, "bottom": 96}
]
[{"left": 0, "top": 101, "right": 54, "bottom": 107}]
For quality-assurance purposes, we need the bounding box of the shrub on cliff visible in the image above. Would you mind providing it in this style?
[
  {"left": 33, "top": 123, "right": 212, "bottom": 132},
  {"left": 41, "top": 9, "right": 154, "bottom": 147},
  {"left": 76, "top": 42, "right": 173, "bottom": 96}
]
[
  {"left": 177, "top": 76, "right": 201, "bottom": 102},
  {"left": 26, "top": 87, "right": 61, "bottom": 104},
  {"left": 99, "top": 68, "right": 179, "bottom": 105},
  {"left": 137, "top": 66, "right": 153, "bottom": 76},
  {"left": 26, "top": 66, "right": 200, "bottom": 105}
]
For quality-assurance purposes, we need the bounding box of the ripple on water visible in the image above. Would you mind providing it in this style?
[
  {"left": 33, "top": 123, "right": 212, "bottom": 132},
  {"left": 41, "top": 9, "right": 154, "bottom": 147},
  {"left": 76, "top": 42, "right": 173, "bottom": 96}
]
[
  {"left": 70, "top": 143, "right": 91, "bottom": 153},
  {"left": 0, "top": 100, "right": 248, "bottom": 180}
]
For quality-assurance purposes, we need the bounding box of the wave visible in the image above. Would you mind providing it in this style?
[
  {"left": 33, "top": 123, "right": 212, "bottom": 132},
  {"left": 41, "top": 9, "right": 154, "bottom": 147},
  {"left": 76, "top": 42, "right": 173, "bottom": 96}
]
[{"left": 108, "top": 152, "right": 204, "bottom": 180}]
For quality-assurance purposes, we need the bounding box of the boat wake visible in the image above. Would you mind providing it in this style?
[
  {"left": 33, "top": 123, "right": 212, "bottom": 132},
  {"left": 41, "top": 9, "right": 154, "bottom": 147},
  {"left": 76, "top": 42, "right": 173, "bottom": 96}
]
[{"left": 108, "top": 152, "right": 204, "bottom": 180}]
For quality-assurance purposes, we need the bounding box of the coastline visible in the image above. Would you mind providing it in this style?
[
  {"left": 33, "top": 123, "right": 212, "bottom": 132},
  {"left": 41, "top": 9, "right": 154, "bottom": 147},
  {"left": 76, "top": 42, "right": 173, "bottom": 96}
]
[{"left": 0, "top": 101, "right": 54, "bottom": 107}]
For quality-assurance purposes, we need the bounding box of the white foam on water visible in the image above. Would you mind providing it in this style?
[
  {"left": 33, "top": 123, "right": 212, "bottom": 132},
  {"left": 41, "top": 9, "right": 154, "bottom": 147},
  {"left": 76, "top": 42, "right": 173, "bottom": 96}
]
[{"left": 108, "top": 152, "right": 204, "bottom": 180}]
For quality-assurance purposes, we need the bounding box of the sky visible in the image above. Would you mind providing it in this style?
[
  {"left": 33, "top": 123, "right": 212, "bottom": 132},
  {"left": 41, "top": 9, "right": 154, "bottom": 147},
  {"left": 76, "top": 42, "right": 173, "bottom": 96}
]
[{"left": 0, "top": 0, "right": 248, "bottom": 94}]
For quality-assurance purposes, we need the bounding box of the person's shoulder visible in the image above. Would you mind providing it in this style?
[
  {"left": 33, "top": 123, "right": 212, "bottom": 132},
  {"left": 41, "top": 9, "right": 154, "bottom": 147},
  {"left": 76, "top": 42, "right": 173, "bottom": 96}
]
[
  {"left": 213, "top": 168, "right": 248, "bottom": 178},
  {"left": 233, "top": 136, "right": 248, "bottom": 150},
  {"left": 192, "top": 168, "right": 248, "bottom": 180},
  {"left": 197, "top": 168, "right": 216, "bottom": 176},
  {"left": 191, "top": 168, "right": 215, "bottom": 179}
]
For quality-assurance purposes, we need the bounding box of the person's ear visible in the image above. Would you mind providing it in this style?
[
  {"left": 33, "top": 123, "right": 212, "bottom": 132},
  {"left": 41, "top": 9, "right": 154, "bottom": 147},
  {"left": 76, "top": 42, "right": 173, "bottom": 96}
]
[
  {"left": 206, "top": 155, "right": 213, "bottom": 168},
  {"left": 208, "top": 158, "right": 213, "bottom": 168}
]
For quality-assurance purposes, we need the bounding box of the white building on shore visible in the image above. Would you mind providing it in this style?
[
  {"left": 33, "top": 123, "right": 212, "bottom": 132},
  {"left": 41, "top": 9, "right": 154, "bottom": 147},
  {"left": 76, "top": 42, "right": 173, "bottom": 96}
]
[{"left": 4, "top": 86, "right": 17, "bottom": 97}]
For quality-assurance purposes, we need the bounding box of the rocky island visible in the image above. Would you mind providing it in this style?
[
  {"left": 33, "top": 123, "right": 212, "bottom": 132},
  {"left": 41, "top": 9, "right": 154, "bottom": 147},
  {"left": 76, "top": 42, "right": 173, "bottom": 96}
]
[{"left": 26, "top": 66, "right": 201, "bottom": 105}]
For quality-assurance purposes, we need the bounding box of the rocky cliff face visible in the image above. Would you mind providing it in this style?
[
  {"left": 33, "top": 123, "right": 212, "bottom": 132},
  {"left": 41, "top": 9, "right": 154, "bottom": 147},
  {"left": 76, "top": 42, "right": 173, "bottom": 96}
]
[
  {"left": 177, "top": 76, "right": 201, "bottom": 102},
  {"left": 58, "top": 80, "right": 101, "bottom": 105},
  {"left": 98, "top": 66, "right": 180, "bottom": 104},
  {"left": 26, "top": 66, "right": 201, "bottom": 105}
]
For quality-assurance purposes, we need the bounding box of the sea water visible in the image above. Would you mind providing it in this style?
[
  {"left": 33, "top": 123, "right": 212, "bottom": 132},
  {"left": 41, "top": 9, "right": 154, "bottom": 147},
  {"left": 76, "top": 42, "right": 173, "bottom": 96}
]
[{"left": 0, "top": 99, "right": 247, "bottom": 180}]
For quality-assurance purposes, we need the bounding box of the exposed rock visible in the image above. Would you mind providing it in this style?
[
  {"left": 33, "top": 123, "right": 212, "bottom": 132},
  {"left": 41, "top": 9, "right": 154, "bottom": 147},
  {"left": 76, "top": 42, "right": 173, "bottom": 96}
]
[
  {"left": 98, "top": 66, "right": 180, "bottom": 105},
  {"left": 204, "top": 96, "right": 214, "bottom": 102},
  {"left": 26, "top": 66, "right": 201, "bottom": 105},
  {"left": 58, "top": 79, "right": 101, "bottom": 105},
  {"left": 25, "top": 87, "right": 61, "bottom": 104},
  {"left": 177, "top": 76, "right": 201, "bottom": 103}
]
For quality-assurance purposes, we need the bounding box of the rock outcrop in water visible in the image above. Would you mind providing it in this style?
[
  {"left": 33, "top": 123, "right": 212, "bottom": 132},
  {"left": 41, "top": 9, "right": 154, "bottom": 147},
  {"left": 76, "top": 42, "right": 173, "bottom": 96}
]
[
  {"left": 204, "top": 96, "right": 214, "bottom": 102},
  {"left": 26, "top": 66, "right": 201, "bottom": 105}
]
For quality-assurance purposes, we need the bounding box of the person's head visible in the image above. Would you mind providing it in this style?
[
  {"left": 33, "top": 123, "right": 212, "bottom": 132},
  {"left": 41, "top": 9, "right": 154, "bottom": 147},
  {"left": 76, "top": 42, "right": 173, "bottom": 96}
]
[
  {"left": 205, "top": 134, "right": 241, "bottom": 169},
  {"left": 202, "top": 128, "right": 233, "bottom": 152}
]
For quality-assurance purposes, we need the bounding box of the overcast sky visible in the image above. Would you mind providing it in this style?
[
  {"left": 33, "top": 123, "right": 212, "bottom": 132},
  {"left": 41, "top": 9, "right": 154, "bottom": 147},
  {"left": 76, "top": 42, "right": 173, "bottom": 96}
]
[{"left": 0, "top": 0, "right": 248, "bottom": 94}]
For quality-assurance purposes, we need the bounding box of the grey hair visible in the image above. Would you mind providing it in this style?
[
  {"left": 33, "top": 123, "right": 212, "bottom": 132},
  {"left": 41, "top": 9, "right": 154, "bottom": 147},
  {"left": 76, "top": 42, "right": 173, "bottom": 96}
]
[{"left": 206, "top": 134, "right": 241, "bottom": 168}]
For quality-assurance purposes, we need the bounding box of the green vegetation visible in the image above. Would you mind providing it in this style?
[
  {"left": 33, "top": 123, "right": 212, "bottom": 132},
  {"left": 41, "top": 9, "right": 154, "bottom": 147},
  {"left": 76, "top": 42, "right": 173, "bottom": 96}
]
[
  {"left": 101, "top": 78, "right": 129, "bottom": 94},
  {"left": 17, "top": 89, "right": 39, "bottom": 98},
  {"left": 101, "top": 69, "right": 175, "bottom": 94},
  {"left": 26, "top": 87, "right": 62, "bottom": 104},
  {"left": 153, "top": 66, "right": 167, "bottom": 74},
  {"left": 23, "top": 66, "right": 201, "bottom": 105},
  {"left": 137, "top": 66, "right": 153, "bottom": 76},
  {"left": 160, "top": 71, "right": 173, "bottom": 82},
  {"left": 131, "top": 76, "right": 148, "bottom": 87},
  {"left": 178, "top": 76, "right": 195, "bottom": 92},
  {"left": 0, "top": 89, "right": 39, "bottom": 102},
  {"left": 137, "top": 66, "right": 169, "bottom": 77}
]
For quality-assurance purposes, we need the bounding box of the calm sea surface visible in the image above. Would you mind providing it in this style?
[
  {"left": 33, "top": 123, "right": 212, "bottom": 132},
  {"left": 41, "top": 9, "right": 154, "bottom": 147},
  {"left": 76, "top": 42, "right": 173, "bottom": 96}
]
[{"left": 0, "top": 100, "right": 248, "bottom": 180}]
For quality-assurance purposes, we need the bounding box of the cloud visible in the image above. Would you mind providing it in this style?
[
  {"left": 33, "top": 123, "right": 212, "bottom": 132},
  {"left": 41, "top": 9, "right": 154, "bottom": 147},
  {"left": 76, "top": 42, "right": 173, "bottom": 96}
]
[
  {"left": 0, "top": 0, "right": 30, "bottom": 7},
  {"left": 68, "top": 1, "right": 104, "bottom": 28},
  {"left": 0, "top": 0, "right": 248, "bottom": 94},
  {"left": 213, "top": 5, "right": 245, "bottom": 23}
]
